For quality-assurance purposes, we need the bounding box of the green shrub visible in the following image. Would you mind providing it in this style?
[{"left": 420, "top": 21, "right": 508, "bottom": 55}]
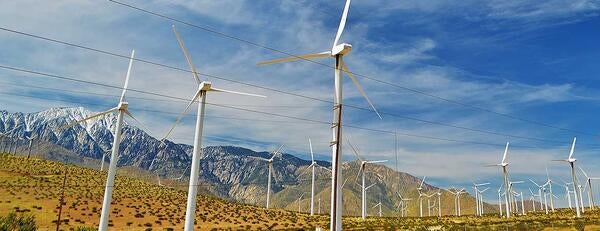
[{"left": 0, "top": 212, "right": 37, "bottom": 231}]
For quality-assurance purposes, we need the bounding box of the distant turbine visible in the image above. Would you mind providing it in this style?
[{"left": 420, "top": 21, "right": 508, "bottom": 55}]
[
  {"left": 372, "top": 198, "right": 383, "bottom": 217},
  {"left": 579, "top": 166, "right": 599, "bottom": 210},
  {"left": 24, "top": 128, "right": 34, "bottom": 159},
  {"left": 553, "top": 138, "right": 581, "bottom": 217},
  {"left": 396, "top": 192, "right": 412, "bottom": 217},
  {"left": 257, "top": 0, "right": 382, "bottom": 228},
  {"left": 487, "top": 142, "right": 511, "bottom": 218},
  {"left": 297, "top": 138, "right": 329, "bottom": 216},
  {"left": 530, "top": 179, "right": 547, "bottom": 214},
  {"left": 417, "top": 176, "right": 427, "bottom": 217},
  {"left": 347, "top": 139, "right": 387, "bottom": 220},
  {"left": 61, "top": 50, "right": 140, "bottom": 231},
  {"left": 544, "top": 166, "right": 556, "bottom": 212},
  {"left": 249, "top": 145, "right": 284, "bottom": 209}
]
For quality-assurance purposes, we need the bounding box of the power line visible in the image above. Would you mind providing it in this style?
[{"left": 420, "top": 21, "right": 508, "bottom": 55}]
[
  {"left": 105, "top": 0, "right": 595, "bottom": 136},
  {"left": 0, "top": 64, "right": 577, "bottom": 145},
  {"left": 0, "top": 88, "right": 552, "bottom": 149}
]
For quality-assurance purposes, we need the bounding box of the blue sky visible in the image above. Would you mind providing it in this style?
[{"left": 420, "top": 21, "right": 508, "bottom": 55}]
[{"left": 1, "top": 0, "right": 599, "bottom": 206}]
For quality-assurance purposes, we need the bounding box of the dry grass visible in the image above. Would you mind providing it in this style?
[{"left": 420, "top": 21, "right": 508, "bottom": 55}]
[{"left": 1, "top": 154, "right": 600, "bottom": 230}]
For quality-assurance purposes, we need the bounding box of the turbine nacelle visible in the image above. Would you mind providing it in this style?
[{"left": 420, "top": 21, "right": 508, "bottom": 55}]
[
  {"left": 331, "top": 43, "right": 352, "bottom": 56},
  {"left": 199, "top": 81, "right": 213, "bottom": 91},
  {"left": 117, "top": 101, "right": 129, "bottom": 111}
]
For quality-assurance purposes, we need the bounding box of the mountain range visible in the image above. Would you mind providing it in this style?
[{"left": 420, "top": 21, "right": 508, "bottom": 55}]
[{"left": 0, "top": 107, "right": 496, "bottom": 216}]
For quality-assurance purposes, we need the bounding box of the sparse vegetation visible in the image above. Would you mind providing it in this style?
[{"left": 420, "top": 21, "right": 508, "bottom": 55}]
[{"left": 1, "top": 155, "right": 600, "bottom": 230}]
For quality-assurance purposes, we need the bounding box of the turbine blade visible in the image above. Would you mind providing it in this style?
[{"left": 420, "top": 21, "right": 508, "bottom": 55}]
[
  {"left": 341, "top": 60, "right": 382, "bottom": 119},
  {"left": 578, "top": 166, "right": 589, "bottom": 179},
  {"left": 308, "top": 138, "right": 314, "bottom": 162},
  {"left": 346, "top": 139, "right": 363, "bottom": 161},
  {"left": 529, "top": 179, "right": 540, "bottom": 187},
  {"left": 332, "top": 0, "right": 351, "bottom": 49},
  {"left": 257, "top": 52, "right": 330, "bottom": 66},
  {"left": 366, "top": 183, "right": 376, "bottom": 190},
  {"left": 123, "top": 110, "right": 151, "bottom": 133},
  {"left": 172, "top": 25, "right": 201, "bottom": 85},
  {"left": 209, "top": 87, "right": 266, "bottom": 98},
  {"left": 568, "top": 137, "right": 576, "bottom": 160},
  {"left": 271, "top": 144, "right": 285, "bottom": 160},
  {"left": 61, "top": 107, "right": 119, "bottom": 130},
  {"left": 119, "top": 50, "right": 135, "bottom": 102},
  {"left": 419, "top": 176, "right": 427, "bottom": 188},
  {"left": 161, "top": 89, "right": 202, "bottom": 141},
  {"left": 501, "top": 142, "right": 509, "bottom": 165},
  {"left": 355, "top": 165, "right": 363, "bottom": 184}
]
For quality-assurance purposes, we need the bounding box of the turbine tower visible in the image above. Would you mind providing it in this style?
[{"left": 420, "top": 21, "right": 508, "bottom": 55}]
[
  {"left": 553, "top": 138, "right": 581, "bottom": 217},
  {"left": 163, "top": 26, "right": 265, "bottom": 231},
  {"left": 257, "top": 0, "right": 381, "bottom": 229},
  {"left": 61, "top": 50, "right": 139, "bottom": 231}
]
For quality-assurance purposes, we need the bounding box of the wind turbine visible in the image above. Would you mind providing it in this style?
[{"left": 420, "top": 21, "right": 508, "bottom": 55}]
[
  {"left": 579, "top": 166, "right": 599, "bottom": 210},
  {"left": 530, "top": 179, "right": 547, "bottom": 214},
  {"left": 396, "top": 192, "right": 412, "bottom": 217},
  {"left": 497, "top": 186, "right": 503, "bottom": 217},
  {"left": 529, "top": 188, "right": 538, "bottom": 211},
  {"left": 476, "top": 187, "right": 489, "bottom": 216},
  {"left": 417, "top": 176, "right": 427, "bottom": 217},
  {"left": 298, "top": 138, "right": 328, "bottom": 216},
  {"left": 508, "top": 180, "right": 524, "bottom": 215},
  {"left": 297, "top": 193, "right": 305, "bottom": 213},
  {"left": 161, "top": 26, "right": 265, "bottom": 231},
  {"left": 347, "top": 139, "right": 387, "bottom": 220},
  {"left": 488, "top": 143, "right": 511, "bottom": 218},
  {"left": 248, "top": 145, "right": 284, "bottom": 209},
  {"left": 61, "top": 50, "right": 139, "bottom": 231},
  {"left": 553, "top": 137, "right": 581, "bottom": 217},
  {"left": 436, "top": 190, "right": 442, "bottom": 217},
  {"left": 544, "top": 166, "right": 556, "bottom": 212},
  {"left": 24, "top": 128, "right": 34, "bottom": 159},
  {"left": 372, "top": 199, "right": 383, "bottom": 217},
  {"left": 257, "top": 0, "right": 382, "bottom": 228},
  {"left": 473, "top": 182, "right": 490, "bottom": 216}
]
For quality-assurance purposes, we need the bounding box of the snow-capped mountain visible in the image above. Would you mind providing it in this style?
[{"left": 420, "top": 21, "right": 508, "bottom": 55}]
[{"left": 0, "top": 107, "right": 488, "bottom": 216}]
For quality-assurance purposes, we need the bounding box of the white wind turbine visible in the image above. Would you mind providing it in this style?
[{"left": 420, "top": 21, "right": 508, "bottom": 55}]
[
  {"left": 417, "top": 176, "right": 427, "bottom": 217},
  {"left": 297, "top": 138, "right": 329, "bottom": 216},
  {"left": 248, "top": 145, "right": 285, "bottom": 209},
  {"left": 396, "top": 192, "right": 412, "bottom": 217},
  {"left": 553, "top": 137, "right": 581, "bottom": 217},
  {"left": 347, "top": 139, "right": 387, "bottom": 219},
  {"left": 473, "top": 182, "right": 490, "bottom": 216},
  {"left": 544, "top": 166, "right": 556, "bottom": 212},
  {"left": 161, "top": 26, "right": 266, "bottom": 231},
  {"left": 497, "top": 186, "right": 505, "bottom": 217},
  {"left": 61, "top": 50, "right": 140, "bottom": 231},
  {"left": 508, "top": 180, "right": 524, "bottom": 215},
  {"left": 476, "top": 187, "right": 489, "bottom": 216},
  {"left": 257, "top": 0, "right": 382, "bottom": 228},
  {"left": 24, "top": 128, "right": 34, "bottom": 159},
  {"left": 529, "top": 188, "right": 538, "bottom": 211},
  {"left": 372, "top": 198, "right": 383, "bottom": 217},
  {"left": 297, "top": 193, "right": 305, "bottom": 213},
  {"left": 579, "top": 166, "right": 599, "bottom": 210},
  {"left": 530, "top": 179, "right": 547, "bottom": 214},
  {"left": 436, "top": 190, "right": 442, "bottom": 217},
  {"left": 488, "top": 142, "right": 511, "bottom": 218}
]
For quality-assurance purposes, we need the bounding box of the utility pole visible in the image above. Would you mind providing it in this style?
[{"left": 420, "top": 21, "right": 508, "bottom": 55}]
[{"left": 56, "top": 166, "right": 68, "bottom": 231}]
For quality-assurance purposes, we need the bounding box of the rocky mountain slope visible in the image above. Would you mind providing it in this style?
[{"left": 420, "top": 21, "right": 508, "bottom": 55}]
[{"left": 0, "top": 107, "right": 497, "bottom": 216}]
